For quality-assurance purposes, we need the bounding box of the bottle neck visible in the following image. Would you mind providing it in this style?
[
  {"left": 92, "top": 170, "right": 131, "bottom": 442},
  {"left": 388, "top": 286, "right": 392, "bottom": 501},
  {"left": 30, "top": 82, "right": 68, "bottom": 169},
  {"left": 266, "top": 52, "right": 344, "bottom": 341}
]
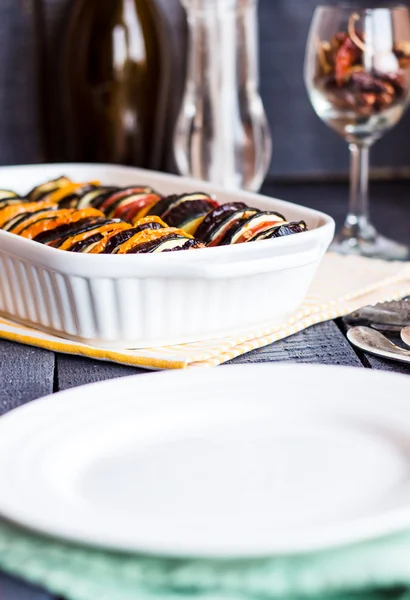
[
  {"left": 184, "top": 0, "right": 260, "bottom": 93},
  {"left": 182, "top": 0, "right": 256, "bottom": 11}
]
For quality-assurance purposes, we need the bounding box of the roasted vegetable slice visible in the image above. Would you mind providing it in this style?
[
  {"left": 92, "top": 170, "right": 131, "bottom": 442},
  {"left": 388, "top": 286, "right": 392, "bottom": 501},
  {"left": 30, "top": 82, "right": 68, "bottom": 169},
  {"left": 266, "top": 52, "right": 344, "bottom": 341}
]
[
  {"left": 251, "top": 221, "right": 308, "bottom": 240},
  {"left": 0, "top": 201, "right": 57, "bottom": 230},
  {"left": 140, "top": 194, "right": 177, "bottom": 219},
  {"left": 0, "top": 189, "right": 19, "bottom": 200},
  {"left": 199, "top": 208, "right": 259, "bottom": 247},
  {"left": 157, "top": 194, "right": 219, "bottom": 235},
  {"left": 113, "top": 193, "right": 163, "bottom": 221},
  {"left": 42, "top": 181, "right": 100, "bottom": 207},
  {"left": 126, "top": 234, "right": 205, "bottom": 253},
  {"left": 115, "top": 227, "right": 193, "bottom": 254},
  {"left": 90, "top": 216, "right": 167, "bottom": 253},
  {"left": 36, "top": 217, "right": 108, "bottom": 245},
  {"left": 59, "top": 221, "right": 131, "bottom": 252},
  {"left": 68, "top": 233, "right": 106, "bottom": 253},
  {"left": 18, "top": 208, "right": 104, "bottom": 240},
  {"left": 162, "top": 238, "right": 205, "bottom": 252},
  {"left": 218, "top": 212, "right": 286, "bottom": 245},
  {"left": 0, "top": 176, "right": 308, "bottom": 252},
  {"left": 195, "top": 203, "right": 249, "bottom": 242},
  {"left": 27, "top": 176, "right": 72, "bottom": 201},
  {"left": 0, "top": 197, "right": 28, "bottom": 210},
  {"left": 10, "top": 209, "right": 77, "bottom": 237},
  {"left": 145, "top": 192, "right": 217, "bottom": 226},
  {"left": 97, "top": 187, "right": 160, "bottom": 218},
  {"left": 76, "top": 187, "right": 118, "bottom": 209}
]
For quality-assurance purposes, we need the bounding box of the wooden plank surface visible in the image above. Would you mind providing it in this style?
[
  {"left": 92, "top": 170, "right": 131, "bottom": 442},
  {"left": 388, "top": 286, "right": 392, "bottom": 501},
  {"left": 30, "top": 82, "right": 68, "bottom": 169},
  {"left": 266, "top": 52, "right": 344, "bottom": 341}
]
[
  {"left": 228, "top": 321, "right": 363, "bottom": 367},
  {"left": 56, "top": 354, "right": 146, "bottom": 391},
  {"left": 0, "top": 340, "right": 54, "bottom": 415}
]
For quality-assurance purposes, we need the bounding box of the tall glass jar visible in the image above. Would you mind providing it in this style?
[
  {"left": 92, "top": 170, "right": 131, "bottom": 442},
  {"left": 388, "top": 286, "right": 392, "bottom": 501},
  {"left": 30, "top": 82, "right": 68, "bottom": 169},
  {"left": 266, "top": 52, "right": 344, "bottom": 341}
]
[{"left": 173, "top": 0, "right": 272, "bottom": 191}]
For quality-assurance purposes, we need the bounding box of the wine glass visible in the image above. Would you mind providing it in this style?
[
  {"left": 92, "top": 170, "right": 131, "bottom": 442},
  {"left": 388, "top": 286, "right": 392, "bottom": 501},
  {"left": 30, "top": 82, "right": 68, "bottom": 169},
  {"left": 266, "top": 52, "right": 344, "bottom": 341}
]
[{"left": 305, "top": 3, "right": 410, "bottom": 259}]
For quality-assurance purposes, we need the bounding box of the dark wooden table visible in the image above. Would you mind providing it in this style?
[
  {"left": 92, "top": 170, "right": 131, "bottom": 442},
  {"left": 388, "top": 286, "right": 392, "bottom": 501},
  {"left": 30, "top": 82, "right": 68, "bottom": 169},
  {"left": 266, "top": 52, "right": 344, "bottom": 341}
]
[{"left": 1, "top": 180, "right": 410, "bottom": 600}]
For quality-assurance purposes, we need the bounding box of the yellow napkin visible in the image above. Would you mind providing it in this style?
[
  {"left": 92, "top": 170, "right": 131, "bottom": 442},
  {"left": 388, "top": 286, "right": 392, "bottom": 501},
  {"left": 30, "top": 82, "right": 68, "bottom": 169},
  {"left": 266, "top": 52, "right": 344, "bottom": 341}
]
[{"left": 1, "top": 252, "right": 410, "bottom": 370}]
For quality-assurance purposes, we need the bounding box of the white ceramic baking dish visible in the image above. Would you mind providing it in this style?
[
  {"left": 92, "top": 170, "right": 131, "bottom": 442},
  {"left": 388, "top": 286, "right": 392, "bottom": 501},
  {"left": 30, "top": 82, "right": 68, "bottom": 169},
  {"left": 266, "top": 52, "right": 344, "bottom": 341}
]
[{"left": 0, "top": 163, "right": 335, "bottom": 347}]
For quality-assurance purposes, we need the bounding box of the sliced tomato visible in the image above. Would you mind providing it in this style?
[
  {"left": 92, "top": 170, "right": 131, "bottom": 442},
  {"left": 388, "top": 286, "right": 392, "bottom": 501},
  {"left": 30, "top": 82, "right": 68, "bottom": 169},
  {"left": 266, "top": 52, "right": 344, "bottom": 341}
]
[{"left": 114, "top": 194, "right": 162, "bottom": 221}]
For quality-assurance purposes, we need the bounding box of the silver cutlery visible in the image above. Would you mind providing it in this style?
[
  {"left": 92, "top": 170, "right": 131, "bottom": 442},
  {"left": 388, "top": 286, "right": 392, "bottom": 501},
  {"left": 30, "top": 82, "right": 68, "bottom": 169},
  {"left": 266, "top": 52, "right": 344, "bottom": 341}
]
[
  {"left": 347, "top": 326, "right": 410, "bottom": 364},
  {"left": 343, "top": 300, "right": 410, "bottom": 333}
]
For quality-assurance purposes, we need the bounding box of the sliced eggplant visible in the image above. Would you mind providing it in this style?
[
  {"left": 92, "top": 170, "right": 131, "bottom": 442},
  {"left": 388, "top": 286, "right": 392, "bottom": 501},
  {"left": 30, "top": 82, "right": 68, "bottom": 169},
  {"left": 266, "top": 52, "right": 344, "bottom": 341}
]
[
  {"left": 18, "top": 208, "right": 103, "bottom": 239},
  {"left": 89, "top": 216, "right": 166, "bottom": 253},
  {"left": 126, "top": 234, "right": 194, "bottom": 254},
  {"left": 153, "top": 192, "right": 216, "bottom": 221},
  {"left": 162, "top": 238, "right": 205, "bottom": 252},
  {"left": 143, "top": 194, "right": 179, "bottom": 219},
  {"left": 201, "top": 208, "right": 259, "bottom": 246},
  {"left": 100, "top": 228, "right": 143, "bottom": 254},
  {"left": 195, "top": 202, "right": 249, "bottom": 241},
  {"left": 251, "top": 221, "right": 308, "bottom": 241},
  {"left": 102, "top": 223, "right": 164, "bottom": 253},
  {"left": 2, "top": 207, "right": 62, "bottom": 233},
  {"left": 0, "top": 189, "right": 19, "bottom": 200},
  {"left": 218, "top": 211, "right": 287, "bottom": 245},
  {"left": 68, "top": 233, "right": 105, "bottom": 253},
  {"left": 0, "top": 200, "right": 57, "bottom": 229},
  {"left": 116, "top": 226, "right": 193, "bottom": 254},
  {"left": 11, "top": 208, "right": 78, "bottom": 237},
  {"left": 35, "top": 217, "right": 107, "bottom": 244},
  {"left": 59, "top": 220, "right": 129, "bottom": 252},
  {"left": 0, "top": 197, "right": 28, "bottom": 210},
  {"left": 27, "top": 176, "right": 71, "bottom": 201},
  {"left": 42, "top": 181, "right": 100, "bottom": 206},
  {"left": 76, "top": 187, "right": 117, "bottom": 209},
  {"left": 162, "top": 198, "right": 218, "bottom": 234},
  {"left": 55, "top": 187, "right": 96, "bottom": 209}
]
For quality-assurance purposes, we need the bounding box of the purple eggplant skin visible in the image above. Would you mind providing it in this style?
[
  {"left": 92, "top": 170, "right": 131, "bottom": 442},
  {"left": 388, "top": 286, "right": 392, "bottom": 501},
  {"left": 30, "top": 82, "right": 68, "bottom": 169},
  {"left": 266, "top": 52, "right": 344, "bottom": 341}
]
[
  {"left": 34, "top": 217, "right": 107, "bottom": 244},
  {"left": 252, "top": 221, "right": 307, "bottom": 241},
  {"left": 50, "top": 219, "right": 120, "bottom": 248},
  {"left": 216, "top": 219, "right": 249, "bottom": 246},
  {"left": 103, "top": 222, "right": 164, "bottom": 254},
  {"left": 145, "top": 194, "right": 178, "bottom": 218},
  {"left": 125, "top": 234, "right": 189, "bottom": 254},
  {"left": 67, "top": 233, "right": 104, "bottom": 252},
  {"left": 164, "top": 199, "right": 217, "bottom": 229},
  {"left": 54, "top": 184, "right": 99, "bottom": 208},
  {"left": 2, "top": 208, "right": 59, "bottom": 232},
  {"left": 203, "top": 208, "right": 261, "bottom": 246},
  {"left": 103, "top": 229, "right": 138, "bottom": 254},
  {"left": 147, "top": 192, "right": 212, "bottom": 220},
  {"left": 163, "top": 238, "right": 204, "bottom": 252},
  {"left": 76, "top": 187, "right": 117, "bottom": 210},
  {"left": 87, "top": 189, "right": 119, "bottom": 210},
  {"left": 26, "top": 176, "right": 71, "bottom": 201},
  {"left": 0, "top": 197, "right": 26, "bottom": 210},
  {"left": 218, "top": 211, "right": 288, "bottom": 245},
  {"left": 195, "top": 203, "right": 250, "bottom": 242}
]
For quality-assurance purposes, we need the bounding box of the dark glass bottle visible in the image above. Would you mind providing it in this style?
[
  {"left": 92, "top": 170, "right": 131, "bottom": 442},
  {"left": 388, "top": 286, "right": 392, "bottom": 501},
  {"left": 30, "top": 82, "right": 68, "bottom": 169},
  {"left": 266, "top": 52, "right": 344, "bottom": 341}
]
[{"left": 59, "top": 0, "right": 171, "bottom": 169}]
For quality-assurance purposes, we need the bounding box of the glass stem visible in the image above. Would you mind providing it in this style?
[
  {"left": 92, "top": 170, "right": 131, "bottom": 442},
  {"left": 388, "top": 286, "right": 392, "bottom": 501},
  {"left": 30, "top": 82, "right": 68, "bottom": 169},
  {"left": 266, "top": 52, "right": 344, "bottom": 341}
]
[{"left": 343, "top": 143, "right": 375, "bottom": 241}]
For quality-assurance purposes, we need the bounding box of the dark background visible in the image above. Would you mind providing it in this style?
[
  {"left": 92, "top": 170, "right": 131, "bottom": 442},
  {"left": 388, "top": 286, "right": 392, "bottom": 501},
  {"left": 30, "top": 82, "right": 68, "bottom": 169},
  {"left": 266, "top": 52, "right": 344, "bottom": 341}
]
[{"left": 2, "top": 0, "right": 410, "bottom": 180}]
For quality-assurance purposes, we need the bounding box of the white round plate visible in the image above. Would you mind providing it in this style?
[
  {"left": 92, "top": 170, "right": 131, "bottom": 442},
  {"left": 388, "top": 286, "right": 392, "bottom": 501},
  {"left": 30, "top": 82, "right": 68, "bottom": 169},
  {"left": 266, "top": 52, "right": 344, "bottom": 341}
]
[{"left": 1, "top": 363, "right": 410, "bottom": 557}]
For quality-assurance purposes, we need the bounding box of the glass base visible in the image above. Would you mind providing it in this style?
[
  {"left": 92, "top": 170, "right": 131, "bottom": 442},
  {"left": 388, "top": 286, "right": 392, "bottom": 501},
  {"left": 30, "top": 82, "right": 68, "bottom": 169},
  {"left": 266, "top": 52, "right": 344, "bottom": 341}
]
[{"left": 331, "top": 229, "right": 409, "bottom": 261}]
